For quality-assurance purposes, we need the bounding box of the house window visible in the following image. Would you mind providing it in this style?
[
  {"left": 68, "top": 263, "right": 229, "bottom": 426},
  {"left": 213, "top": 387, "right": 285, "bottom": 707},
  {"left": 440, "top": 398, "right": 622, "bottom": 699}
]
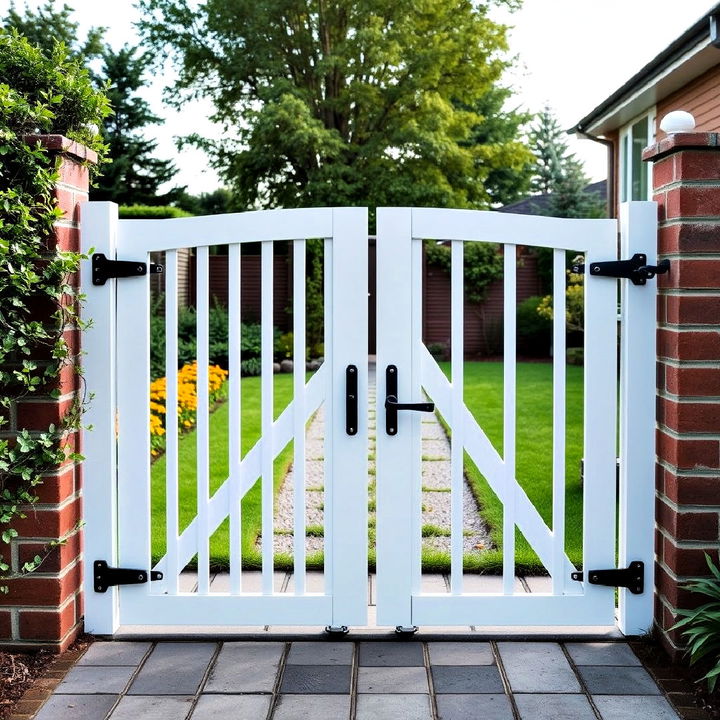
[{"left": 620, "top": 110, "right": 656, "bottom": 202}]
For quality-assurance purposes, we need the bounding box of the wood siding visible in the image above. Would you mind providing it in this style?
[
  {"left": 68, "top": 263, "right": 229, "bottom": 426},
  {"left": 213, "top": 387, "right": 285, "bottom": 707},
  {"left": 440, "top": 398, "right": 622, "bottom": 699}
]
[
  {"left": 657, "top": 64, "right": 720, "bottom": 137},
  {"left": 422, "top": 246, "right": 542, "bottom": 358},
  {"left": 188, "top": 253, "right": 293, "bottom": 330}
]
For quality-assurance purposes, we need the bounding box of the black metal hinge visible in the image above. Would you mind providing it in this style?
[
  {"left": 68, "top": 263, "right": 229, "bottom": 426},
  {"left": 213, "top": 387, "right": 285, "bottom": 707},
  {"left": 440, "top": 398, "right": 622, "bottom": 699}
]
[
  {"left": 93, "top": 560, "right": 163, "bottom": 593},
  {"left": 571, "top": 561, "right": 644, "bottom": 595},
  {"left": 572, "top": 254, "right": 669, "bottom": 286},
  {"left": 92, "top": 253, "right": 163, "bottom": 286}
]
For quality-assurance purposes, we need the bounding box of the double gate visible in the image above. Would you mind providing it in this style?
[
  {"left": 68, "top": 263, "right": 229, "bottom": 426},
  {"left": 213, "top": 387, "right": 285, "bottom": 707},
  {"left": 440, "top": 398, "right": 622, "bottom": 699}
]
[{"left": 81, "top": 202, "right": 657, "bottom": 636}]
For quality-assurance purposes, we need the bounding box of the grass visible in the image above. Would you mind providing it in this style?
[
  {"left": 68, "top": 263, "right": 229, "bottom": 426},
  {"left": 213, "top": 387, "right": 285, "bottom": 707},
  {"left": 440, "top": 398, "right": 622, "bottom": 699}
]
[
  {"left": 151, "top": 361, "right": 584, "bottom": 576},
  {"left": 431, "top": 361, "right": 584, "bottom": 574},
  {"left": 150, "top": 374, "right": 301, "bottom": 570}
]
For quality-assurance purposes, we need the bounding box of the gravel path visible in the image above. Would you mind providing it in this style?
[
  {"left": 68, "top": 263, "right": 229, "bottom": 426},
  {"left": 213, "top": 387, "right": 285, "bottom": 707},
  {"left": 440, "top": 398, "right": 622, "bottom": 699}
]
[{"left": 262, "top": 364, "right": 492, "bottom": 558}]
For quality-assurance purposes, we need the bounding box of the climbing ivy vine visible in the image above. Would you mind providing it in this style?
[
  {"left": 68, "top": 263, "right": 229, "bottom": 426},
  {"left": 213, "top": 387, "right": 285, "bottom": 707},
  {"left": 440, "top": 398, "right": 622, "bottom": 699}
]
[{"left": 0, "top": 31, "right": 109, "bottom": 584}]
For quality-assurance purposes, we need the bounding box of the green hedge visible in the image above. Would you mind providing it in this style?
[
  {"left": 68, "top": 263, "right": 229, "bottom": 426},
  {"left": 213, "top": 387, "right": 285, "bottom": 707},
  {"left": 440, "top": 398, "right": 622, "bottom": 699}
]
[{"left": 119, "top": 204, "right": 193, "bottom": 219}]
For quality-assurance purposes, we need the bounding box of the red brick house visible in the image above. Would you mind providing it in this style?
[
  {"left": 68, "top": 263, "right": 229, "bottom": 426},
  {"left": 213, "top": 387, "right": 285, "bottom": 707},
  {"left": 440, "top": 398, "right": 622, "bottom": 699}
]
[{"left": 571, "top": 2, "right": 720, "bottom": 215}]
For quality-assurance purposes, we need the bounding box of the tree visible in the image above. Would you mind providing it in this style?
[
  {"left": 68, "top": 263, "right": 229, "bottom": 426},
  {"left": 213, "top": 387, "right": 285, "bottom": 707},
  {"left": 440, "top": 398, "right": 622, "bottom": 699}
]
[
  {"left": 2, "top": 1, "right": 104, "bottom": 63},
  {"left": 92, "top": 45, "right": 181, "bottom": 205},
  {"left": 175, "top": 188, "right": 244, "bottom": 215},
  {"left": 528, "top": 106, "right": 604, "bottom": 219},
  {"left": 137, "top": 0, "right": 531, "bottom": 214}
]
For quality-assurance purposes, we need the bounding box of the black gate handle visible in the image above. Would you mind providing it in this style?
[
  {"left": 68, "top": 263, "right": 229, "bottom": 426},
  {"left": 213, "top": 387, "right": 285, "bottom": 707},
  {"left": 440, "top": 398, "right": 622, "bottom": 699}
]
[
  {"left": 385, "top": 396, "right": 435, "bottom": 413},
  {"left": 385, "top": 365, "right": 435, "bottom": 435}
]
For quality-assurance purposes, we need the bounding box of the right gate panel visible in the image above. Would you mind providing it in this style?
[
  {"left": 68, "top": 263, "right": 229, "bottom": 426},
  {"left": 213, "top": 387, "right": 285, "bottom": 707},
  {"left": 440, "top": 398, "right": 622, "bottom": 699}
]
[{"left": 375, "top": 207, "right": 620, "bottom": 628}]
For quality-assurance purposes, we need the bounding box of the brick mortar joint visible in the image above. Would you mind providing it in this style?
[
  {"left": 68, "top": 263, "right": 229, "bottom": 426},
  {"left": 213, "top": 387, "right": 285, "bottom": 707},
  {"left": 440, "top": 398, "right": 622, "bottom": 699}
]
[
  {"left": 656, "top": 492, "right": 720, "bottom": 515},
  {"left": 656, "top": 526, "right": 720, "bottom": 548},
  {"left": 655, "top": 457, "right": 720, "bottom": 478},
  {"left": 656, "top": 422, "right": 720, "bottom": 441}
]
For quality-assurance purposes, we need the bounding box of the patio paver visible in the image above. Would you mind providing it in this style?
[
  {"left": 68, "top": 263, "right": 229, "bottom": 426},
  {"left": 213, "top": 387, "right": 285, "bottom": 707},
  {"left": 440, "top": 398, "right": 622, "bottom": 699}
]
[{"left": 26, "top": 639, "right": 681, "bottom": 720}]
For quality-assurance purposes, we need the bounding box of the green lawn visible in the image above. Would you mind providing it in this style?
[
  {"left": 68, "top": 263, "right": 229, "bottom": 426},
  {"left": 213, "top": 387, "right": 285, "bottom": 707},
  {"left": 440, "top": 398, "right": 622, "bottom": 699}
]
[
  {"left": 150, "top": 374, "right": 317, "bottom": 571},
  {"left": 432, "top": 361, "right": 584, "bottom": 574},
  {"left": 151, "top": 362, "right": 584, "bottom": 575}
]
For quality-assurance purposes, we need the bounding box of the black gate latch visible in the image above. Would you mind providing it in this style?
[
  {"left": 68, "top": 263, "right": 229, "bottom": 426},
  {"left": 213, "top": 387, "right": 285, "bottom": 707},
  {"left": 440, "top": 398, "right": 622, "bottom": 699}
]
[
  {"left": 93, "top": 560, "right": 163, "bottom": 593},
  {"left": 571, "top": 561, "right": 644, "bottom": 595},
  {"left": 572, "top": 254, "right": 669, "bottom": 286},
  {"left": 92, "top": 253, "right": 164, "bottom": 286}
]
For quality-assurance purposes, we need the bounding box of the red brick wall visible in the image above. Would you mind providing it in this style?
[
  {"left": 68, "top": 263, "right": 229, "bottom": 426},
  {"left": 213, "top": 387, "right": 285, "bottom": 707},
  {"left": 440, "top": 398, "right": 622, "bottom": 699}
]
[
  {"left": 643, "top": 132, "right": 720, "bottom": 657},
  {"left": 1, "top": 136, "right": 95, "bottom": 651}
]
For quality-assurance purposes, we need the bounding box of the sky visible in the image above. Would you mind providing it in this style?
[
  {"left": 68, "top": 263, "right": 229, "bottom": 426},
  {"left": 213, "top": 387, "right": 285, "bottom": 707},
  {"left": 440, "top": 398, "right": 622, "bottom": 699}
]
[{"left": 1, "top": 0, "right": 716, "bottom": 195}]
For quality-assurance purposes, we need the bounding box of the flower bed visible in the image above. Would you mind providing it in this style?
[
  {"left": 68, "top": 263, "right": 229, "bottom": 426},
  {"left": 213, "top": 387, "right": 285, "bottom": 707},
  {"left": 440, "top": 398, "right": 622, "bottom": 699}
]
[{"left": 149, "top": 362, "right": 228, "bottom": 458}]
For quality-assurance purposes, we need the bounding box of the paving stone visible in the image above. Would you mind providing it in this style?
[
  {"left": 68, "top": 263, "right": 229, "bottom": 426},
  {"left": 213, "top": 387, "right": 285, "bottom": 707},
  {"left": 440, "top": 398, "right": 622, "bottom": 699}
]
[
  {"left": 357, "top": 666, "right": 429, "bottom": 693},
  {"left": 108, "top": 695, "right": 194, "bottom": 719},
  {"left": 280, "top": 664, "right": 351, "bottom": 693},
  {"left": 578, "top": 665, "right": 661, "bottom": 695},
  {"left": 461, "top": 575, "right": 526, "bottom": 593},
  {"left": 358, "top": 641, "right": 424, "bottom": 666},
  {"left": 497, "top": 642, "right": 580, "bottom": 693},
  {"left": 33, "top": 694, "right": 118, "bottom": 720},
  {"left": 129, "top": 642, "right": 217, "bottom": 695},
  {"left": 435, "top": 694, "right": 514, "bottom": 720},
  {"left": 78, "top": 642, "right": 151, "bottom": 667},
  {"left": 431, "top": 665, "right": 504, "bottom": 693},
  {"left": 428, "top": 642, "right": 494, "bottom": 665},
  {"left": 514, "top": 694, "right": 596, "bottom": 719},
  {"left": 190, "top": 694, "right": 271, "bottom": 719},
  {"left": 204, "top": 642, "right": 283, "bottom": 693},
  {"left": 592, "top": 694, "right": 680, "bottom": 719},
  {"left": 287, "top": 641, "right": 353, "bottom": 665},
  {"left": 565, "top": 642, "right": 642, "bottom": 666},
  {"left": 355, "top": 694, "right": 432, "bottom": 720},
  {"left": 57, "top": 666, "right": 135, "bottom": 694},
  {"left": 273, "top": 694, "right": 351, "bottom": 720}
]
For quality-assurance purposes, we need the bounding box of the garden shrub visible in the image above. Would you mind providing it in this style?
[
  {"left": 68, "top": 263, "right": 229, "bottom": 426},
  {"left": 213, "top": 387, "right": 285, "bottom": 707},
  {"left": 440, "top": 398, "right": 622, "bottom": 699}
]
[
  {"left": 517, "top": 296, "right": 551, "bottom": 357},
  {"left": 0, "top": 31, "right": 109, "bottom": 582},
  {"left": 672, "top": 553, "right": 720, "bottom": 692},
  {"left": 150, "top": 299, "right": 281, "bottom": 378},
  {"left": 119, "top": 204, "right": 192, "bottom": 219}
]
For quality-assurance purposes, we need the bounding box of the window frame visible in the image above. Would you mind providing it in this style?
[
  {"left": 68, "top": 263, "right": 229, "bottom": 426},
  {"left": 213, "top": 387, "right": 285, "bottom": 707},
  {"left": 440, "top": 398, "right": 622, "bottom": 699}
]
[{"left": 619, "top": 108, "right": 657, "bottom": 202}]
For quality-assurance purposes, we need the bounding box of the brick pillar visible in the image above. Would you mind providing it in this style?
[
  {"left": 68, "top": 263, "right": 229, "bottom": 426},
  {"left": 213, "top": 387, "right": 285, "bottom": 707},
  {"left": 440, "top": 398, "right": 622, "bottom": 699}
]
[
  {"left": 2, "top": 136, "right": 96, "bottom": 651},
  {"left": 643, "top": 132, "right": 720, "bottom": 657}
]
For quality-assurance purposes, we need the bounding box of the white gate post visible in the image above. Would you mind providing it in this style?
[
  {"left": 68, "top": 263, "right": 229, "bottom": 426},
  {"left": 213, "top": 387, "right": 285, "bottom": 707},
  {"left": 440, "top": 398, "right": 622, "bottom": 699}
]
[
  {"left": 375, "top": 207, "right": 415, "bottom": 628},
  {"left": 618, "top": 201, "right": 657, "bottom": 635},
  {"left": 80, "top": 202, "right": 119, "bottom": 634},
  {"left": 328, "top": 207, "right": 369, "bottom": 626}
]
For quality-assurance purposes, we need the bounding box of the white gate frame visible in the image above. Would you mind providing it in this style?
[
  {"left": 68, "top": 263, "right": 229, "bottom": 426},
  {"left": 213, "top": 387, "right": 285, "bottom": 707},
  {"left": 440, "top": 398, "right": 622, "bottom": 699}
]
[{"left": 80, "top": 202, "right": 656, "bottom": 635}]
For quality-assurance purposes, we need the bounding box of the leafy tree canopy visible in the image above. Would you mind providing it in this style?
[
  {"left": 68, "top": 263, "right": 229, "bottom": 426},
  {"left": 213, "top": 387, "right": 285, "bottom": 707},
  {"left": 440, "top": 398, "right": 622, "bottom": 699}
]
[
  {"left": 93, "top": 45, "right": 181, "bottom": 205},
  {"left": 138, "top": 0, "right": 531, "bottom": 214},
  {"left": 3, "top": 1, "right": 104, "bottom": 64}
]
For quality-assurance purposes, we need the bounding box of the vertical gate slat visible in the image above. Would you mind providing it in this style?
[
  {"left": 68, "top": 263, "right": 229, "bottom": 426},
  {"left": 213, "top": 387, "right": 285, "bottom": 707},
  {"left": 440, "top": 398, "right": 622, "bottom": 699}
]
[
  {"left": 293, "top": 239, "right": 307, "bottom": 594},
  {"left": 322, "top": 238, "right": 333, "bottom": 594},
  {"left": 261, "top": 241, "right": 274, "bottom": 595},
  {"left": 411, "top": 238, "right": 423, "bottom": 595},
  {"left": 165, "top": 250, "right": 180, "bottom": 595},
  {"left": 450, "top": 240, "right": 464, "bottom": 595},
  {"left": 551, "top": 249, "right": 567, "bottom": 595},
  {"left": 196, "top": 246, "right": 211, "bottom": 595},
  {"left": 503, "top": 246, "right": 517, "bottom": 595},
  {"left": 228, "top": 243, "right": 242, "bottom": 594}
]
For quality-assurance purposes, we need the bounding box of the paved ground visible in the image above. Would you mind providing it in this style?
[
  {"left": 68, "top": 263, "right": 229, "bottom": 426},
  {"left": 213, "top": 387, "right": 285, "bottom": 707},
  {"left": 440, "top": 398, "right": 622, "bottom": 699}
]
[{"left": 31, "top": 639, "right": 679, "bottom": 719}]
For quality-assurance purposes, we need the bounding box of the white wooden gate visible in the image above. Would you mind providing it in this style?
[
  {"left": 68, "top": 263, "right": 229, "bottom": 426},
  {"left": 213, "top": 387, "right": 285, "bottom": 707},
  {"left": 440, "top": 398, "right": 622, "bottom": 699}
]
[
  {"left": 81, "top": 202, "right": 656, "bottom": 635},
  {"left": 375, "top": 204, "right": 656, "bottom": 635},
  {"left": 81, "top": 206, "right": 368, "bottom": 633}
]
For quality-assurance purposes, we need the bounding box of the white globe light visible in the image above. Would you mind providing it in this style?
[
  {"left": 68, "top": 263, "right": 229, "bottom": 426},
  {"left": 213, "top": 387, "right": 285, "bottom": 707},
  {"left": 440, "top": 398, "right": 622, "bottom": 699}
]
[{"left": 659, "top": 111, "right": 696, "bottom": 134}]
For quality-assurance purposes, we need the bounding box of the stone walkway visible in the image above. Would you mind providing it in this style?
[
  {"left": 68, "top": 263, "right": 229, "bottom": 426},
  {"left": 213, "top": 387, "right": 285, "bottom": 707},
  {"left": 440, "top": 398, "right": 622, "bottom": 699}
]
[
  {"left": 268, "top": 362, "right": 491, "bottom": 557},
  {"left": 29, "top": 639, "right": 679, "bottom": 719}
]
